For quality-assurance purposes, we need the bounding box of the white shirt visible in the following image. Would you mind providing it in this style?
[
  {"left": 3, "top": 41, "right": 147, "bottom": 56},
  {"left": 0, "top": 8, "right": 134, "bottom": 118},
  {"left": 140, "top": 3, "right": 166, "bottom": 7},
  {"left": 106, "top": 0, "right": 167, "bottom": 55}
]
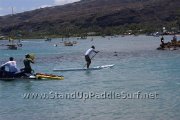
[
  {"left": 1, "top": 61, "right": 18, "bottom": 73},
  {"left": 85, "top": 48, "right": 96, "bottom": 57}
]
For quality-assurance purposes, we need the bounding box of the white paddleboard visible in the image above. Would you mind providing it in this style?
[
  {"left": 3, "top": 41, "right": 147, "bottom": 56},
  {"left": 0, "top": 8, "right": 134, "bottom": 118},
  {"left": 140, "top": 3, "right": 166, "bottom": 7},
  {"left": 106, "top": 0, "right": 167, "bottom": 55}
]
[{"left": 53, "top": 64, "right": 114, "bottom": 72}]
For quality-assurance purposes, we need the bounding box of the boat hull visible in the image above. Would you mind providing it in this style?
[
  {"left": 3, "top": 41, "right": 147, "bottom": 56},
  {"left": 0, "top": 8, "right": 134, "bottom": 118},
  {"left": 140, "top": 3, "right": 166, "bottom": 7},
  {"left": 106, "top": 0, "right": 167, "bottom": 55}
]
[{"left": 0, "top": 73, "right": 64, "bottom": 81}]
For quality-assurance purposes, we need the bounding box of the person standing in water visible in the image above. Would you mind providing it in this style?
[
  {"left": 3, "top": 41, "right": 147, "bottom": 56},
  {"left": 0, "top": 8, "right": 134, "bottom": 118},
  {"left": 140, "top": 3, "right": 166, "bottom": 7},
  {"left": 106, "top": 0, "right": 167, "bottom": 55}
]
[{"left": 84, "top": 46, "right": 99, "bottom": 68}]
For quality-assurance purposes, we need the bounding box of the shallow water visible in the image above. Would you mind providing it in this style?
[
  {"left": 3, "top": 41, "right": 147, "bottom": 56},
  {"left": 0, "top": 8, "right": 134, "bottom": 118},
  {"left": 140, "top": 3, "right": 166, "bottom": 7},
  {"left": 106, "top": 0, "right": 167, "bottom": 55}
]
[{"left": 0, "top": 35, "right": 180, "bottom": 120}]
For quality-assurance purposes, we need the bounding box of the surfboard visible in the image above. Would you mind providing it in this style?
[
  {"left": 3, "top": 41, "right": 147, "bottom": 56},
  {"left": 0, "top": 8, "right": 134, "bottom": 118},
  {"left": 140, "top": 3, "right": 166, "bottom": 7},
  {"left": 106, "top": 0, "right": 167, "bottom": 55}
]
[{"left": 53, "top": 64, "right": 114, "bottom": 72}]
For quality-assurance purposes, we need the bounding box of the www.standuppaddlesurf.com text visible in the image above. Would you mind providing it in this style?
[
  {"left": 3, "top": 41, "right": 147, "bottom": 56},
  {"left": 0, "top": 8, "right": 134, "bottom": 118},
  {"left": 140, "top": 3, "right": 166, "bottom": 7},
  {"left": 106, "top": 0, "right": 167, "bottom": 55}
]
[{"left": 23, "top": 91, "right": 159, "bottom": 101}]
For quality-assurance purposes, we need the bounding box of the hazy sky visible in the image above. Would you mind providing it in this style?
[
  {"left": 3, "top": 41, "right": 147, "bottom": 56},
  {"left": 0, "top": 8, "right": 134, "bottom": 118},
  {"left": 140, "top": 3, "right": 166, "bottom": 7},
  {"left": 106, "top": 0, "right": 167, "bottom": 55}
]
[{"left": 0, "top": 0, "right": 80, "bottom": 16}]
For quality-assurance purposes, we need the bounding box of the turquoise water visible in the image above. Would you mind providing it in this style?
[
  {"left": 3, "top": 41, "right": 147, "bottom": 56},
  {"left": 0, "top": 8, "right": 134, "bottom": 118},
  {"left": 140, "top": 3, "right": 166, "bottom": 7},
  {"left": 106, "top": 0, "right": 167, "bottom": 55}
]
[{"left": 0, "top": 35, "right": 180, "bottom": 120}]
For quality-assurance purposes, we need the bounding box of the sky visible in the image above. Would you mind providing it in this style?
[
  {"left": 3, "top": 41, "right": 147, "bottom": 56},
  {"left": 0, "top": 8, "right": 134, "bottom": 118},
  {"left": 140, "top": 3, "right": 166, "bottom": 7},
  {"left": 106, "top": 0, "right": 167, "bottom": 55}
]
[{"left": 0, "top": 0, "right": 80, "bottom": 16}]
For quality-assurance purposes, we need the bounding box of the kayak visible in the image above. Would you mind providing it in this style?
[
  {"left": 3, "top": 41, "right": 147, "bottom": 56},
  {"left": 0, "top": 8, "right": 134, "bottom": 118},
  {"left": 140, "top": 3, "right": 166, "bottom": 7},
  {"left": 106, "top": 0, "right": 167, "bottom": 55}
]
[
  {"left": 0, "top": 73, "right": 64, "bottom": 81},
  {"left": 53, "top": 64, "right": 114, "bottom": 72},
  {"left": 35, "top": 73, "right": 64, "bottom": 80}
]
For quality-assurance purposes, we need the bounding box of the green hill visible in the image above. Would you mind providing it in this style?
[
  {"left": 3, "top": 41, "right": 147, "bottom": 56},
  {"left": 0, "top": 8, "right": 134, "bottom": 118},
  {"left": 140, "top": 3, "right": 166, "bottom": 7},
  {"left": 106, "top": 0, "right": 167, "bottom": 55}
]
[{"left": 0, "top": 0, "right": 180, "bottom": 38}]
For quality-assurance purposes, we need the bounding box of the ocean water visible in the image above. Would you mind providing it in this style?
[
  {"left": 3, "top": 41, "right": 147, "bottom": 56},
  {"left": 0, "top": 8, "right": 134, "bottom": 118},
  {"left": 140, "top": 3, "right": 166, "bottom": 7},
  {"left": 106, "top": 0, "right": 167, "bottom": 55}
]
[{"left": 0, "top": 35, "right": 180, "bottom": 120}]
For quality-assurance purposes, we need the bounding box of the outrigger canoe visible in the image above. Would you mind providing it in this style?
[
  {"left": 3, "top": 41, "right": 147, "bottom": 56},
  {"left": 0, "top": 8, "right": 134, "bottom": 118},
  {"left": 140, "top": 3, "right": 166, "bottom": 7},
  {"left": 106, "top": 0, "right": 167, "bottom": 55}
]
[{"left": 0, "top": 73, "right": 64, "bottom": 81}]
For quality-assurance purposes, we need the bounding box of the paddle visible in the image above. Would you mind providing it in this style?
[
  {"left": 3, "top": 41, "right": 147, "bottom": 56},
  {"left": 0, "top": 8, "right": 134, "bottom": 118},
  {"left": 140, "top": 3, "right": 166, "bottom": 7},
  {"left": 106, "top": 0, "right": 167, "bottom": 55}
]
[{"left": 83, "top": 52, "right": 99, "bottom": 68}]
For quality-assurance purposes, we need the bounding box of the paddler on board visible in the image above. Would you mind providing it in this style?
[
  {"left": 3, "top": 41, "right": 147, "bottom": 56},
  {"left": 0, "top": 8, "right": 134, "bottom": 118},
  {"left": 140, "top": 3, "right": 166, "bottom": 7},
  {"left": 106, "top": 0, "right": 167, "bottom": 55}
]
[{"left": 84, "top": 45, "right": 99, "bottom": 68}]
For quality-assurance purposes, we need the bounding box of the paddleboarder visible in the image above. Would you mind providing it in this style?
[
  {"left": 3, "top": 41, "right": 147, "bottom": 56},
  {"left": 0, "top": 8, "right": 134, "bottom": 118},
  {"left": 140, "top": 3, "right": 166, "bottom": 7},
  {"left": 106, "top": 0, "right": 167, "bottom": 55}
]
[{"left": 85, "top": 45, "right": 99, "bottom": 68}]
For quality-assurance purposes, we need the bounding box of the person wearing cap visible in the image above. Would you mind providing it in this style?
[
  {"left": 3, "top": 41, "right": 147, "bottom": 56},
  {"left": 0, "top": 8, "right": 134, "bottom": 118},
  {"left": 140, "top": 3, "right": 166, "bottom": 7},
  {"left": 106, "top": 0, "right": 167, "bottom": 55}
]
[
  {"left": 21, "top": 54, "right": 34, "bottom": 74},
  {"left": 84, "top": 45, "right": 99, "bottom": 68},
  {"left": 0, "top": 57, "right": 19, "bottom": 76}
]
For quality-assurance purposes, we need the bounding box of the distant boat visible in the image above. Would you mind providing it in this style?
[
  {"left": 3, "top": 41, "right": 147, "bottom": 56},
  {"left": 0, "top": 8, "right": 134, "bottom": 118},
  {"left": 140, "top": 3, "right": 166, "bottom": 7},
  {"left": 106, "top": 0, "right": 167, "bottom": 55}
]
[
  {"left": 45, "top": 38, "right": 51, "bottom": 41},
  {"left": 72, "top": 41, "right": 77, "bottom": 44},
  {"left": 64, "top": 41, "right": 73, "bottom": 46},
  {"left": 6, "top": 44, "right": 17, "bottom": 50},
  {"left": 6, "top": 38, "right": 22, "bottom": 50},
  {"left": 77, "top": 36, "right": 87, "bottom": 39}
]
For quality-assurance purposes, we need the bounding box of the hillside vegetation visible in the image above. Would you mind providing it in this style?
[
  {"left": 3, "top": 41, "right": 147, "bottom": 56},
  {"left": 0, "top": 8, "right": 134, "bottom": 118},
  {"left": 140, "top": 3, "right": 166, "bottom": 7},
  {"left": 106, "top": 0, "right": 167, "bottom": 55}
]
[{"left": 0, "top": 0, "right": 180, "bottom": 38}]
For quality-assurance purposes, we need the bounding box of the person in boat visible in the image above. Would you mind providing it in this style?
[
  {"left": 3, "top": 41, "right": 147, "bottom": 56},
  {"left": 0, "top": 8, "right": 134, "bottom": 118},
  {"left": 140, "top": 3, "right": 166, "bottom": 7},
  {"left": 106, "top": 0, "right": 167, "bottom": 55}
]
[
  {"left": 171, "top": 35, "right": 177, "bottom": 49},
  {"left": 85, "top": 45, "right": 99, "bottom": 68},
  {"left": 0, "top": 57, "right": 19, "bottom": 77},
  {"left": 21, "top": 54, "right": 34, "bottom": 74},
  {"left": 173, "top": 35, "right": 177, "bottom": 41},
  {"left": 172, "top": 35, "right": 177, "bottom": 44},
  {"left": 160, "top": 36, "right": 165, "bottom": 48},
  {"left": 161, "top": 36, "right": 164, "bottom": 44}
]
